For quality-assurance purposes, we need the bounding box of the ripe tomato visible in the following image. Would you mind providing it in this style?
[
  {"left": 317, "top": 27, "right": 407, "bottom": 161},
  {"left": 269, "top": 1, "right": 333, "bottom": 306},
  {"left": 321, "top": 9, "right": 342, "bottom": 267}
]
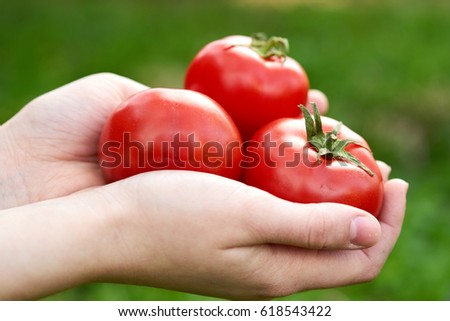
[
  {"left": 242, "top": 105, "right": 384, "bottom": 217},
  {"left": 185, "top": 33, "right": 310, "bottom": 141},
  {"left": 98, "top": 88, "right": 242, "bottom": 183}
]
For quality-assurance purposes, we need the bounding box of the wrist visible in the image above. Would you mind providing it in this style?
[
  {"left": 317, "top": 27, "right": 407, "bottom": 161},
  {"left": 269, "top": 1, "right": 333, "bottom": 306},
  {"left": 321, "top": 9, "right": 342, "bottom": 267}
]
[
  {"left": 0, "top": 188, "right": 125, "bottom": 299},
  {"left": 90, "top": 180, "right": 163, "bottom": 287}
]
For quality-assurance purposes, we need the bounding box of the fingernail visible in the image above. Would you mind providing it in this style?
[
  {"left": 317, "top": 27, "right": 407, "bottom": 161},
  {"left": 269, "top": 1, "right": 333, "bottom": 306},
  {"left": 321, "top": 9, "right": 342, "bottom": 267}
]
[{"left": 350, "top": 216, "right": 380, "bottom": 247}]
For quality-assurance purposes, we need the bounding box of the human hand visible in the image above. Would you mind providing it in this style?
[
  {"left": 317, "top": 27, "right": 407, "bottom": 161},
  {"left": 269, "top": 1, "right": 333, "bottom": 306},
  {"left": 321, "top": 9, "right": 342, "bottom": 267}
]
[
  {"left": 306, "top": 88, "right": 329, "bottom": 115},
  {"left": 0, "top": 73, "right": 405, "bottom": 300},
  {"left": 0, "top": 73, "right": 328, "bottom": 210},
  {"left": 97, "top": 164, "right": 406, "bottom": 299},
  {"left": 0, "top": 161, "right": 406, "bottom": 300},
  {"left": 0, "top": 73, "right": 147, "bottom": 209}
]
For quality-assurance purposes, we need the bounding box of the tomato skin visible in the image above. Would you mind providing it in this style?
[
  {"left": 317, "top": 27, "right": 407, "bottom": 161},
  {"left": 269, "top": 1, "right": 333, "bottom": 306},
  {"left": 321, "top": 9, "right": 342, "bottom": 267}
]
[
  {"left": 98, "top": 88, "right": 242, "bottom": 183},
  {"left": 242, "top": 117, "right": 384, "bottom": 217},
  {"left": 185, "top": 35, "right": 309, "bottom": 141}
]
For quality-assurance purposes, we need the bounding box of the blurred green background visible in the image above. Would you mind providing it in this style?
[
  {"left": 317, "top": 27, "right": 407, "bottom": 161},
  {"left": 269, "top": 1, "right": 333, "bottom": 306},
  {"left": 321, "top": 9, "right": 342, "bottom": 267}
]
[{"left": 1, "top": 0, "right": 449, "bottom": 300}]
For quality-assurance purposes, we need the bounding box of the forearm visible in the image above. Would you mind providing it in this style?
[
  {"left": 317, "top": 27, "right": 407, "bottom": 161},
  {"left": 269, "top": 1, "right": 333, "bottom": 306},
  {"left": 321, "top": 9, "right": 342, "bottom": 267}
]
[{"left": 0, "top": 192, "right": 120, "bottom": 300}]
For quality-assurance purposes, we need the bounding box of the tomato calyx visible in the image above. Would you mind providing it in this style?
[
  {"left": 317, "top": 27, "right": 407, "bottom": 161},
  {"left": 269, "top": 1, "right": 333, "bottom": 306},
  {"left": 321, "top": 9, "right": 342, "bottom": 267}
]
[
  {"left": 300, "top": 104, "right": 375, "bottom": 177},
  {"left": 249, "top": 32, "right": 289, "bottom": 61}
]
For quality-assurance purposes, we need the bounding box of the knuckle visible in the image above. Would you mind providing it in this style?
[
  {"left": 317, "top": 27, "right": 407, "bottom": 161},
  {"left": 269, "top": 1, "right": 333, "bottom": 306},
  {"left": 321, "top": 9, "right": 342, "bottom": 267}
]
[
  {"left": 363, "top": 262, "right": 384, "bottom": 282},
  {"left": 353, "top": 258, "right": 384, "bottom": 284},
  {"left": 306, "top": 214, "right": 329, "bottom": 249},
  {"left": 88, "top": 71, "right": 120, "bottom": 80}
]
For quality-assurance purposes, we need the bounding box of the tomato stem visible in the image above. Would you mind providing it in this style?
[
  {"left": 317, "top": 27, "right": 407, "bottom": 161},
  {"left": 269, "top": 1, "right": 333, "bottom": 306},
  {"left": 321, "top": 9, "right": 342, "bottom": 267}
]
[
  {"left": 300, "top": 104, "right": 375, "bottom": 176},
  {"left": 250, "top": 33, "right": 289, "bottom": 61}
]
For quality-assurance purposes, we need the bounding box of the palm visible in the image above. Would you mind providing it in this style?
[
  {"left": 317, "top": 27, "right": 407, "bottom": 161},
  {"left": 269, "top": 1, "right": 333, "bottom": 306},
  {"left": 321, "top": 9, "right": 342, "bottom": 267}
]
[{"left": 5, "top": 73, "right": 147, "bottom": 203}]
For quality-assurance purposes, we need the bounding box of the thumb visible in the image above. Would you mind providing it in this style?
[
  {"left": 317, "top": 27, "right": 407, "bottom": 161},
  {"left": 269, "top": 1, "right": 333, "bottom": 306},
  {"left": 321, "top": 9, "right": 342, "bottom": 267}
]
[{"left": 248, "top": 197, "right": 381, "bottom": 250}]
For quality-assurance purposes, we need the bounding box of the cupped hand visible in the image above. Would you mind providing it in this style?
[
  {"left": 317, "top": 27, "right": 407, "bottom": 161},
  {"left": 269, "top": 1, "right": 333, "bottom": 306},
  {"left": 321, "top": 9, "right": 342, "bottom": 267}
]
[
  {"left": 89, "top": 162, "right": 406, "bottom": 300},
  {"left": 0, "top": 73, "right": 147, "bottom": 209},
  {"left": 1, "top": 162, "right": 405, "bottom": 300},
  {"left": 0, "top": 73, "right": 406, "bottom": 301},
  {"left": 0, "top": 73, "right": 328, "bottom": 209}
]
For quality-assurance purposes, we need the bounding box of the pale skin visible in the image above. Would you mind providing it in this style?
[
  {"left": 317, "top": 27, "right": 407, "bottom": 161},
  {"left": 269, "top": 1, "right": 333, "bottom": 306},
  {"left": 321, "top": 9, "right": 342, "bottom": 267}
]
[{"left": 0, "top": 73, "right": 408, "bottom": 300}]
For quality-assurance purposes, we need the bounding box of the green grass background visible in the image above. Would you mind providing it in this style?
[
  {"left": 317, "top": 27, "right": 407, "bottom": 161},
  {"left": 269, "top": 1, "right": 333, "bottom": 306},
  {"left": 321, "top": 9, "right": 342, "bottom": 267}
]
[{"left": 1, "top": 0, "right": 449, "bottom": 300}]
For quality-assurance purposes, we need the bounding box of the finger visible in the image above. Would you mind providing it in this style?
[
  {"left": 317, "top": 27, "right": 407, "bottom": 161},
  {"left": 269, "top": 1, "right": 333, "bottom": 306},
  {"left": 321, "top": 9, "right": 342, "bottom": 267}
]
[
  {"left": 56, "top": 72, "right": 149, "bottom": 116},
  {"left": 24, "top": 72, "right": 148, "bottom": 130},
  {"left": 305, "top": 89, "right": 329, "bottom": 115},
  {"left": 323, "top": 179, "right": 407, "bottom": 285},
  {"left": 376, "top": 160, "right": 391, "bottom": 182},
  {"left": 22, "top": 73, "right": 149, "bottom": 155},
  {"left": 374, "top": 178, "right": 408, "bottom": 248},
  {"left": 264, "top": 178, "right": 409, "bottom": 293},
  {"left": 246, "top": 196, "right": 381, "bottom": 250}
]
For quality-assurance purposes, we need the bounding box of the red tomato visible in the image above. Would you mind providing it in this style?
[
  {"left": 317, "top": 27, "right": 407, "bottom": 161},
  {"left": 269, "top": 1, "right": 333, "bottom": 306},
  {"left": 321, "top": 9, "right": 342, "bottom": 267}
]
[
  {"left": 185, "top": 34, "right": 310, "bottom": 141},
  {"left": 242, "top": 106, "right": 384, "bottom": 217},
  {"left": 98, "top": 88, "right": 242, "bottom": 183}
]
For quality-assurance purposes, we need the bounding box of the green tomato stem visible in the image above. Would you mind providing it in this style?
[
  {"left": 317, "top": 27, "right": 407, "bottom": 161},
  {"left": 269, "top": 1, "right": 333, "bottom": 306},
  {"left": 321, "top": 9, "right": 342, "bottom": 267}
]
[
  {"left": 300, "top": 103, "right": 375, "bottom": 176},
  {"left": 250, "top": 32, "right": 289, "bottom": 60}
]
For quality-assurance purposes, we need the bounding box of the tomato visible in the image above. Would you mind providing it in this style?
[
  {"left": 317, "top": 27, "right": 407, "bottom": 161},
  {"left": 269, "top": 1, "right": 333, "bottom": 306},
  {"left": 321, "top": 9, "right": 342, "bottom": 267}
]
[
  {"left": 185, "top": 33, "right": 310, "bottom": 141},
  {"left": 98, "top": 88, "right": 242, "bottom": 183},
  {"left": 242, "top": 105, "right": 384, "bottom": 217}
]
